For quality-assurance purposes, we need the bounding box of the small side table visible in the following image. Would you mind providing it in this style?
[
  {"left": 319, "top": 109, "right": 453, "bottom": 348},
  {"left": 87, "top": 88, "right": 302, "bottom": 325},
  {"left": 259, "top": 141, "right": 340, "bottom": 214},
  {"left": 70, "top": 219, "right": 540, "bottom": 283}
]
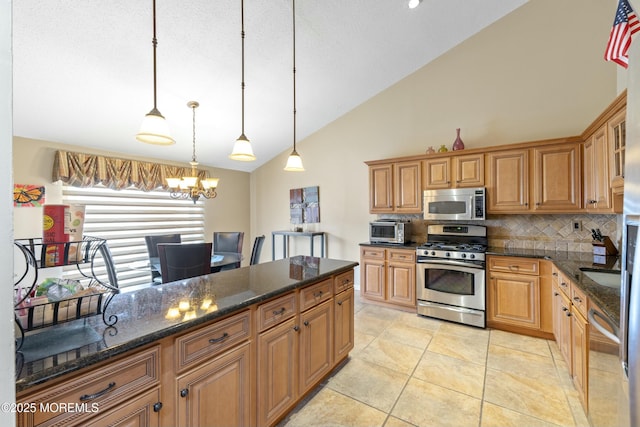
[{"left": 272, "top": 231, "right": 326, "bottom": 260}]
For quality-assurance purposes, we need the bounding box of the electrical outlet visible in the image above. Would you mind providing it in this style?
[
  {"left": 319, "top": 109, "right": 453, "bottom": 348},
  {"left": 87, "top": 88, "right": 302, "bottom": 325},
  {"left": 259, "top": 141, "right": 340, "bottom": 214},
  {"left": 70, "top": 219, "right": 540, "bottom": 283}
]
[{"left": 573, "top": 220, "right": 582, "bottom": 232}]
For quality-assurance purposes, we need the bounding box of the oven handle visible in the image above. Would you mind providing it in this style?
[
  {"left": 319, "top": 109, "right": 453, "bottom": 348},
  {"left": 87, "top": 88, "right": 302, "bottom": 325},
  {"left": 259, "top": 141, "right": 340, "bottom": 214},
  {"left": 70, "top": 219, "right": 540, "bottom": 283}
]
[
  {"left": 417, "top": 301, "right": 483, "bottom": 316},
  {"left": 417, "top": 259, "right": 485, "bottom": 270}
]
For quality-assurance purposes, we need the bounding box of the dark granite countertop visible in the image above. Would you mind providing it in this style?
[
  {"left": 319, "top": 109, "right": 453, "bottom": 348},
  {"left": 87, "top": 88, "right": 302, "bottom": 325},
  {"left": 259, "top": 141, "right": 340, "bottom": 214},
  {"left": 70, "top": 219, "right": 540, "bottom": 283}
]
[
  {"left": 487, "top": 247, "right": 621, "bottom": 326},
  {"left": 15, "top": 256, "right": 358, "bottom": 394}
]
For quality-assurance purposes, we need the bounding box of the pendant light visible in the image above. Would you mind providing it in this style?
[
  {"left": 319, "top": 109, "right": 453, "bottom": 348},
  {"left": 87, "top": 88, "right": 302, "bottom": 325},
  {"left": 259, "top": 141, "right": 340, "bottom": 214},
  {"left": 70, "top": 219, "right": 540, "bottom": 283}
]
[
  {"left": 229, "top": 0, "right": 257, "bottom": 161},
  {"left": 284, "top": 0, "right": 305, "bottom": 172},
  {"left": 136, "top": 0, "right": 175, "bottom": 145}
]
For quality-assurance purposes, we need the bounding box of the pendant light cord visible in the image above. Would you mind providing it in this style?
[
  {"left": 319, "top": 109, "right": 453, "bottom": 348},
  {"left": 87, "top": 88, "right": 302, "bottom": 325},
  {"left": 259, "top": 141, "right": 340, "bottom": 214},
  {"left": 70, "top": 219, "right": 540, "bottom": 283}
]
[
  {"left": 191, "top": 103, "right": 197, "bottom": 163},
  {"left": 292, "top": 0, "right": 297, "bottom": 152},
  {"left": 151, "top": 0, "right": 158, "bottom": 110},
  {"left": 240, "top": 0, "right": 246, "bottom": 135}
]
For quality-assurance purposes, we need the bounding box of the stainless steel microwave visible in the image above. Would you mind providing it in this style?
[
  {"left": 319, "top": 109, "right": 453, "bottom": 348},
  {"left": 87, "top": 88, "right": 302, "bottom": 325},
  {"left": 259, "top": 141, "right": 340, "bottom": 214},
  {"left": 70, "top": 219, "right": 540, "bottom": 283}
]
[
  {"left": 423, "top": 188, "right": 486, "bottom": 221},
  {"left": 369, "top": 220, "right": 412, "bottom": 244}
]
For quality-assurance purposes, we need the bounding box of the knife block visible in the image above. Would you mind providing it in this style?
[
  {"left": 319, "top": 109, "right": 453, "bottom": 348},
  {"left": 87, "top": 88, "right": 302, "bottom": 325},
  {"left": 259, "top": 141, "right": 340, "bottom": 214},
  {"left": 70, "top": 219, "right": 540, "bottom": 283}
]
[{"left": 592, "top": 236, "right": 618, "bottom": 256}]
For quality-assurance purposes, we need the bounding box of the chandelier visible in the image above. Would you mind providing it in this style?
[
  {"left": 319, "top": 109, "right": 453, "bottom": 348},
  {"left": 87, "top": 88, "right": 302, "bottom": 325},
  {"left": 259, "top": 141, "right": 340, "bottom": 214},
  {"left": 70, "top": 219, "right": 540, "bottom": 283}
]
[{"left": 166, "top": 101, "right": 220, "bottom": 203}]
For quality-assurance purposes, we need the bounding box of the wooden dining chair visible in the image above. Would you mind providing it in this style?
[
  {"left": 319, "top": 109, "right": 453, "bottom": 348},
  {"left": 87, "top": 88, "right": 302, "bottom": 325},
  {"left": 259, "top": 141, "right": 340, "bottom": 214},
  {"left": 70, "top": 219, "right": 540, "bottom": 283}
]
[
  {"left": 157, "top": 242, "right": 212, "bottom": 283},
  {"left": 213, "top": 232, "right": 244, "bottom": 270},
  {"left": 144, "top": 234, "right": 181, "bottom": 282}
]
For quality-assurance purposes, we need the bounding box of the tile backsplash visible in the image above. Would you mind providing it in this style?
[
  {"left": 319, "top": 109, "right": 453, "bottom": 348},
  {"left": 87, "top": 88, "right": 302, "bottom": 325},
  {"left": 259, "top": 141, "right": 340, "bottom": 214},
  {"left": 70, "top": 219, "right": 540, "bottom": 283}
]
[{"left": 403, "top": 214, "right": 621, "bottom": 253}]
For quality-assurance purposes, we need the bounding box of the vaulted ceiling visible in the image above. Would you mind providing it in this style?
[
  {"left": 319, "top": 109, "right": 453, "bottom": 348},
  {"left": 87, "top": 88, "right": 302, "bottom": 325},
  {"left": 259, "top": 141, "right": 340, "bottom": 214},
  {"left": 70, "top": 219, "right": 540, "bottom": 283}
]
[{"left": 12, "top": 0, "right": 528, "bottom": 172}]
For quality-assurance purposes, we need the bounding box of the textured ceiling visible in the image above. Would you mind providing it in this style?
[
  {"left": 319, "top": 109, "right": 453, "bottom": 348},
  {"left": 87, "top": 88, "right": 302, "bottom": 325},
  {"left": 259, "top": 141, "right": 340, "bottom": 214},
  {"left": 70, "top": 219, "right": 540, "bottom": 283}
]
[{"left": 12, "top": 0, "right": 527, "bottom": 172}]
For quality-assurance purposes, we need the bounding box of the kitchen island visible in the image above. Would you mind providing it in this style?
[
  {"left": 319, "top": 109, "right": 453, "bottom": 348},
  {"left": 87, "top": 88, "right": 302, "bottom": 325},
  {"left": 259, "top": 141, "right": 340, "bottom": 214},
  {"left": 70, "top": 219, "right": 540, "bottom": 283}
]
[{"left": 15, "top": 256, "right": 358, "bottom": 427}]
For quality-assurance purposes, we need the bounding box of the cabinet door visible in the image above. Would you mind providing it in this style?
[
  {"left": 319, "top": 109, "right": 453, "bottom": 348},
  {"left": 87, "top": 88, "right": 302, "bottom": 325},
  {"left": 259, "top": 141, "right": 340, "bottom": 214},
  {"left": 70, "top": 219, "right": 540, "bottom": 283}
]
[
  {"left": 424, "top": 157, "right": 452, "bottom": 189},
  {"left": 533, "top": 144, "right": 581, "bottom": 212},
  {"left": 584, "top": 128, "right": 612, "bottom": 212},
  {"left": 85, "top": 388, "right": 161, "bottom": 427},
  {"left": 454, "top": 154, "right": 484, "bottom": 188},
  {"left": 394, "top": 160, "right": 422, "bottom": 212},
  {"left": 488, "top": 272, "right": 540, "bottom": 330},
  {"left": 369, "top": 164, "right": 393, "bottom": 213},
  {"left": 608, "top": 107, "right": 626, "bottom": 193},
  {"left": 558, "top": 291, "right": 573, "bottom": 373},
  {"left": 334, "top": 288, "right": 354, "bottom": 363},
  {"left": 486, "top": 150, "right": 530, "bottom": 212},
  {"left": 361, "top": 258, "right": 385, "bottom": 301},
  {"left": 177, "top": 342, "right": 252, "bottom": 427},
  {"left": 257, "top": 318, "right": 299, "bottom": 427},
  {"left": 572, "top": 307, "right": 588, "bottom": 410},
  {"left": 300, "top": 300, "right": 334, "bottom": 395},
  {"left": 386, "top": 262, "right": 416, "bottom": 308}
]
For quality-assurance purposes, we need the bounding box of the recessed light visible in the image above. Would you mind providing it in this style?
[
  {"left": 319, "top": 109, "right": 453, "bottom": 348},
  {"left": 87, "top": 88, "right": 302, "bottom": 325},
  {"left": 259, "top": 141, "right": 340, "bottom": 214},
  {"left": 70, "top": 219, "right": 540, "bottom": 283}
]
[{"left": 408, "top": 0, "right": 422, "bottom": 9}]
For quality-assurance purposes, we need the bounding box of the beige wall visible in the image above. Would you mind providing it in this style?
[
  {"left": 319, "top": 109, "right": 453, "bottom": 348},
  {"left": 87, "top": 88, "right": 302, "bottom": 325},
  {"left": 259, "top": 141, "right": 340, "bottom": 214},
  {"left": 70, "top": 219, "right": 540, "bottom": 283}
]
[
  {"left": 251, "top": 0, "right": 620, "bottom": 267},
  {"left": 12, "top": 137, "right": 253, "bottom": 263}
]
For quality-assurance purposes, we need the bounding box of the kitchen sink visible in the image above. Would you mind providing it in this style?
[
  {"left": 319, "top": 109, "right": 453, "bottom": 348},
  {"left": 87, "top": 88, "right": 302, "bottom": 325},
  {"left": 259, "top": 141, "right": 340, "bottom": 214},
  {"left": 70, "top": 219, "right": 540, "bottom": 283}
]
[{"left": 579, "top": 268, "right": 621, "bottom": 289}]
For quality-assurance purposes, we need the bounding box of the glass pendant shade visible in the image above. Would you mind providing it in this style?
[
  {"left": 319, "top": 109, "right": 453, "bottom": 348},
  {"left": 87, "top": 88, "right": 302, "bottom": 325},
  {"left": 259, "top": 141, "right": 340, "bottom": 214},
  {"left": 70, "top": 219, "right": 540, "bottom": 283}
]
[
  {"left": 284, "top": 149, "right": 305, "bottom": 172},
  {"left": 166, "top": 177, "right": 182, "bottom": 188},
  {"left": 229, "top": 134, "right": 256, "bottom": 161},
  {"left": 136, "top": 108, "right": 175, "bottom": 145},
  {"left": 201, "top": 178, "right": 220, "bottom": 189}
]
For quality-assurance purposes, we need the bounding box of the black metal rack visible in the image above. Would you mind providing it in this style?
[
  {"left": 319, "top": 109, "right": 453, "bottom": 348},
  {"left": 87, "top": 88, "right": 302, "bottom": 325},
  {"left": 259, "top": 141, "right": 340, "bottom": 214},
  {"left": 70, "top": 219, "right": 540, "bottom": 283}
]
[{"left": 13, "top": 236, "right": 119, "bottom": 350}]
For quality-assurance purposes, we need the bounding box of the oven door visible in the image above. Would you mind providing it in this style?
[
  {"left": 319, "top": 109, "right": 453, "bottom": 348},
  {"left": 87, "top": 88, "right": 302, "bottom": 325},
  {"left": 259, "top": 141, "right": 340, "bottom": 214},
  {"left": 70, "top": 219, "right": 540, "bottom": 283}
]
[{"left": 416, "top": 260, "right": 485, "bottom": 311}]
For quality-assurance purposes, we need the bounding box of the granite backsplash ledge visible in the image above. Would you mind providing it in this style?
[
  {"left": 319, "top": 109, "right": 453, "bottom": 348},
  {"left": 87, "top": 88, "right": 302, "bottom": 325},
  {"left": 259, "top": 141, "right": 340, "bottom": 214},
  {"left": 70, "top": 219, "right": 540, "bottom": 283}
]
[{"left": 385, "top": 213, "right": 621, "bottom": 253}]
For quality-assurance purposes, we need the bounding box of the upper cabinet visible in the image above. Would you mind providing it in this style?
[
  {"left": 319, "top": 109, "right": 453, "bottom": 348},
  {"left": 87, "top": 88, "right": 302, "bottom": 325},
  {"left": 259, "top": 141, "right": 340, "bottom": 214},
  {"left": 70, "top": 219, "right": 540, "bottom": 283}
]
[
  {"left": 367, "top": 159, "right": 422, "bottom": 214},
  {"left": 581, "top": 89, "right": 626, "bottom": 213},
  {"left": 423, "top": 153, "right": 484, "bottom": 190},
  {"left": 486, "top": 139, "right": 581, "bottom": 214}
]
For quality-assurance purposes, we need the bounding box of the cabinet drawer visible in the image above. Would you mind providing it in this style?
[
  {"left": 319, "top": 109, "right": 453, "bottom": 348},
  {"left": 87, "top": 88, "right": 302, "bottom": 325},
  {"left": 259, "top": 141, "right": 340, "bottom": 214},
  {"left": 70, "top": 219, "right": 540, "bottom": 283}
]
[
  {"left": 334, "top": 270, "right": 354, "bottom": 294},
  {"left": 175, "top": 309, "right": 251, "bottom": 372},
  {"left": 257, "top": 292, "right": 297, "bottom": 332},
  {"left": 388, "top": 249, "right": 416, "bottom": 263},
  {"left": 571, "top": 285, "right": 588, "bottom": 318},
  {"left": 17, "top": 345, "right": 160, "bottom": 427},
  {"left": 361, "top": 247, "right": 385, "bottom": 259},
  {"left": 558, "top": 271, "right": 571, "bottom": 296},
  {"left": 489, "top": 257, "right": 540, "bottom": 275},
  {"left": 300, "top": 279, "right": 333, "bottom": 312}
]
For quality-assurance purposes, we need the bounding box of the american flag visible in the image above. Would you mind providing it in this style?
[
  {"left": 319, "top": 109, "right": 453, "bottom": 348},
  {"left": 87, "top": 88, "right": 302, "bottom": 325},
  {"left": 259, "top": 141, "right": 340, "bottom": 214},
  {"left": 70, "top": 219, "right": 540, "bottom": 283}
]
[{"left": 604, "top": 0, "right": 640, "bottom": 68}]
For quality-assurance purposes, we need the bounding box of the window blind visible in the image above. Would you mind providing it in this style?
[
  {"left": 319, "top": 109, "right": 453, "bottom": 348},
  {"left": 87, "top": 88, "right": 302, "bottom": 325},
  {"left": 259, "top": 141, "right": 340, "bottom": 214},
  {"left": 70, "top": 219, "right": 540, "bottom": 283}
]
[{"left": 62, "top": 186, "right": 205, "bottom": 288}]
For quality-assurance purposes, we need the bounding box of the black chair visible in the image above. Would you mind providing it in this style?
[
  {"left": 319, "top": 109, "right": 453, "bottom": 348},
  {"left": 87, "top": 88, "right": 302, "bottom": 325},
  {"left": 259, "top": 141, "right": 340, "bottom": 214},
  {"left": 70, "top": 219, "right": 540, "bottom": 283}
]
[
  {"left": 156, "top": 242, "right": 212, "bottom": 283},
  {"left": 213, "top": 232, "right": 244, "bottom": 270},
  {"left": 250, "top": 235, "right": 265, "bottom": 265},
  {"left": 145, "top": 234, "right": 181, "bottom": 282}
]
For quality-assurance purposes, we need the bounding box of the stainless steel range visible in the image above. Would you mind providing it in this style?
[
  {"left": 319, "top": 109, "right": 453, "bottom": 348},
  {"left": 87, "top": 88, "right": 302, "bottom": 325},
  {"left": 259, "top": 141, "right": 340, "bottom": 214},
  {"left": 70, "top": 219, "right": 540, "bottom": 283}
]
[{"left": 416, "top": 224, "right": 487, "bottom": 328}]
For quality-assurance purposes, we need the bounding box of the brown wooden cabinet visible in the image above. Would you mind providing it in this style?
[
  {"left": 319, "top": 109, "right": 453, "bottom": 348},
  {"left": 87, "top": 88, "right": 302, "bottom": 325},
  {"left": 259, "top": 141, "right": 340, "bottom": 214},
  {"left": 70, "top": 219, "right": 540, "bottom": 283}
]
[
  {"left": 486, "top": 149, "right": 530, "bottom": 213},
  {"left": 333, "top": 271, "right": 355, "bottom": 363},
  {"left": 16, "top": 345, "right": 161, "bottom": 427},
  {"left": 487, "top": 256, "right": 553, "bottom": 338},
  {"left": 423, "top": 153, "right": 484, "bottom": 190},
  {"left": 608, "top": 106, "right": 626, "bottom": 196},
  {"left": 367, "top": 160, "right": 422, "bottom": 213},
  {"left": 360, "top": 246, "right": 416, "bottom": 310},
  {"left": 486, "top": 142, "right": 581, "bottom": 214},
  {"left": 551, "top": 266, "right": 589, "bottom": 410},
  {"left": 583, "top": 126, "right": 613, "bottom": 212},
  {"left": 299, "top": 300, "right": 333, "bottom": 395},
  {"left": 177, "top": 343, "right": 252, "bottom": 427},
  {"left": 532, "top": 143, "right": 581, "bottom": 212}
]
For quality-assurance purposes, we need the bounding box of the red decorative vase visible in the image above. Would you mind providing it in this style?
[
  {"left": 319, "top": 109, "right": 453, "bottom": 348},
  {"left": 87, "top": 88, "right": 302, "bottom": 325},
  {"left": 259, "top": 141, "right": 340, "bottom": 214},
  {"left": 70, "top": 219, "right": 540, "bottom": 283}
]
[{"left": 452, "top": 128, "right": 465, "bottom": 151}]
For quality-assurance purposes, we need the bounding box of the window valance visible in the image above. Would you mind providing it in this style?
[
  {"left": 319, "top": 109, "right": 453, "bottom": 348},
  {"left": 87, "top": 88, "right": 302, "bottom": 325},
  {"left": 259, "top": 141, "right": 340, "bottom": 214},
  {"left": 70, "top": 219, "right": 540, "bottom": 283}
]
[{"left": 52, "top": 150, "right": 210, "bottom": 191}]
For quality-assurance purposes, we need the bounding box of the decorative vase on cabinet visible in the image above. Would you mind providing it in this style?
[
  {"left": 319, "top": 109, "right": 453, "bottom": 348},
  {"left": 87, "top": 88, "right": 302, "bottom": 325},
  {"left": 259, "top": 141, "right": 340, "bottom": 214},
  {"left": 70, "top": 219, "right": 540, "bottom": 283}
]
[
  {"left": 452, "top": 128, "right": 465, "bottom": 151},
  {"left": 438, "top": 144, "right": 448, "bottom": 153}
]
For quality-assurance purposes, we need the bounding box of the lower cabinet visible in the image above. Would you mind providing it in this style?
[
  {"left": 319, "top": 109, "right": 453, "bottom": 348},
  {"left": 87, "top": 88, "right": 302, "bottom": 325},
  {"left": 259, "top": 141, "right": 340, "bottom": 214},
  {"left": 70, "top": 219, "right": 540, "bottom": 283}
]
[
  {"left": 334, "top": 287, "right": 355, "bottom": 362},
  {"left": 177, "top": 342, "right": 252, "bottom": 427},
  {"left": 486, "top": 256, "right": 553, "bottom": 338},
  {"left": 360, "top": 246, "right": 416, "bottom": 309},
  {"left": 551, "top": 266, "right": 589, "bottom": 411},
  {"left": 84, "top": 388, "right": 161, "bottom": 427}
]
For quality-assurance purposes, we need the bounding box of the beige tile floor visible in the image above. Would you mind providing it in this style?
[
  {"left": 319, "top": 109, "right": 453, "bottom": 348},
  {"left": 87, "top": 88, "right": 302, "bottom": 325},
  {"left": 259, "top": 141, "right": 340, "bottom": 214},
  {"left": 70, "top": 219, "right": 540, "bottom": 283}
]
[{"left": 278, "top": 293, "right": 590, "bottom": 427}]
